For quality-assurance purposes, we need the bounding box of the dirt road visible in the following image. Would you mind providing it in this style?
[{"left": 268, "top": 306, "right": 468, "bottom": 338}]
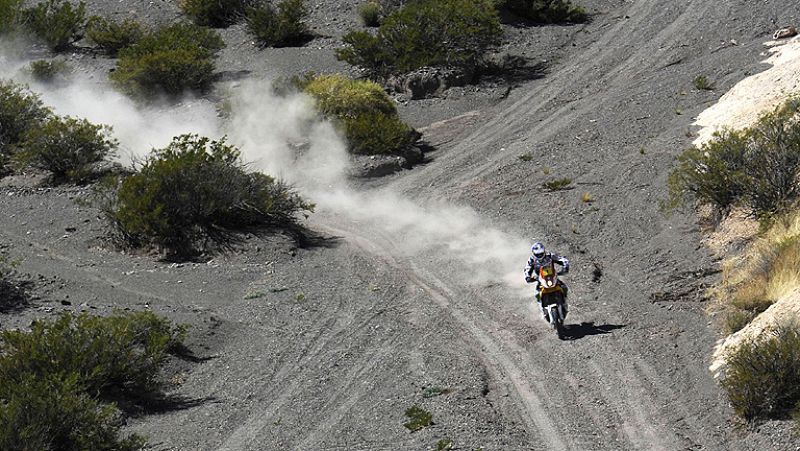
[{"left": 2, "top": 0, "right": 799, "bottom": 449}]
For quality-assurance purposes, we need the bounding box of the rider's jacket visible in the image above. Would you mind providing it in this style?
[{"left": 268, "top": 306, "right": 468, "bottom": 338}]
[{"left": 524, "top": 252, "right": 570, "bottom": 281}]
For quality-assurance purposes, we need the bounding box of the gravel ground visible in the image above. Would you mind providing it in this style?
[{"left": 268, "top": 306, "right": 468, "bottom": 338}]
[{"left": 2, "top": 0, "right": 800, "bottom": 449}]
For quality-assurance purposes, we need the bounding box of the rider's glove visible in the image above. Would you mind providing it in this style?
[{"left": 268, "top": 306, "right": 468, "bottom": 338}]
[{"left": 525, "top": 277, "right": 532, "bottom": 283}]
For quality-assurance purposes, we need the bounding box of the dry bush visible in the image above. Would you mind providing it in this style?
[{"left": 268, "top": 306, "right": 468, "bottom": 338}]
[
  {"left": 246, "top": 0, "right": 312, "bottom": 47},
  {"left": 106, "top": 134, "right": 312, "bottom": 257},
  {"left": 0, "top": 374, "right": 145, "bottom": 451},
  {"left": 715, "top": 212, "right": 800, "bottom": 333},
  {"left": 358, "top": 1, "right": 381, "bottom": 26},
  {"left": 0, "top": 80, "right": 52, "bottom": 168},
  {"left": 0, "top": 311, "right": 186, "bottom": 401},
  {"left": 721, "top": 325, "right": 800, "bottom": 421},
  {"left": 15, "top": 115, "right": 117, "bottom": 184},
  {"left": 668, "top": 97, "right": 800, "bottom": 219},
  {"left": 27, "top": 59, "right": 70, "bottom": 82},
  {"left": 111, "top": 22, "right": 224, "bottom": 97},
  {"left": 23, "top": 0, "right": 87, "bottom": 51},
  {"left": 302, "top": 74, "right": 415, "bottom": 155},
  {"left": 0, "top": 311, "right": 185, "bottom": 449},
  {"left": 336, "top": 0, "right": 502, "bottom": 77},
  {"left": 86, "top": 16, "right": 145, "bottom": 55},
  {"left": 179, "top": 0, "right": 248, "bottom": 27},
  {"left": 0, "top": 0, "right": 23, "bottom": 35}
]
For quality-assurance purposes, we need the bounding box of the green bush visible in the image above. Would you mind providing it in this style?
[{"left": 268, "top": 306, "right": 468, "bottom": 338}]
[
  {"left": 0, "top": 80, "right": 52, "bottom": 170},
  {"left": 111, "top": 22, "right": 224, "bottom": 97},
  {"left": 15, "top": 115, "right": 117, "bottom": 183},
  {"left": 86, "top": 16, "right": 145, "bottom": 55},
  {"left": 107, "top": 134, "right": 313, "bottom": 256},
  {"left": 693, "top": 74, "right": 714, "bottom": 91},
  {"left": 302, "top": 74, "right": 415, "bottom": 155},
  {"left": 721, "top": 325, "right": 800, "bottom": 421},
  {"left": 246, "top": 0, "right": 311, "bottom": 47},
  {"left": 495, "top": 0, "right": 587, "bottom": 24},
  {"left": 337, "top": 31, "right": 388, "bottom": 75},
  {"left": 179, "top": 0, "right": 247, "bottom": 27},
  {"left": 0, "top": 311, "right": 183, "bottom": 450},
  {"left": 668, "top": 98, "right": 800, "bottom": 219},
  {"left": 337, "top": 0, "right": 502, "bottom": 77},
  {"left": 0, "top": 0, "right": 23, "bottom": 35},
  {"left": 403, "top": 404, "right": 433, "bottom": 432},
  {"left": 342, "top": 111, "right": 414, "bottom": 155},
  {"left": 23, "top": 0, "right": 87, "bottom": 51},
  {"left": 0, "top": 373, "right": 145, "bottom": 451},
  {"left": 0, "top": 311, "right": 186, "bottom": 402},
  {"left": 358, "top": 1, "right": 382, "bottom": 27},
  {"left": 542, "top": 177, "right": 572, "bottom": 191},
  {"left": 27, "top": 59, "right": 70, "bottom": 82}
]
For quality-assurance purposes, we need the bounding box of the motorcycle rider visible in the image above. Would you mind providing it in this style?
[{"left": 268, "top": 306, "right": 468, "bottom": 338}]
[{"left": 524, "top": 242, "right": 570, "bottom": 321}]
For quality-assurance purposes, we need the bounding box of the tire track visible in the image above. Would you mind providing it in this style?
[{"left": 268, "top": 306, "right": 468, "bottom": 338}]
[
  {"left": 321, "top": 222, "right": 569, "bottom": 451},
  {"left": 216, "top": 275, "right": 404, "bottom": 450}
]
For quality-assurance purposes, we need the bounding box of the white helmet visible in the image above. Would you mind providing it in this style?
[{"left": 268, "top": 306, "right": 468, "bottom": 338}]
[{"left": 531, "top": 242, "right": 545, "bottom": 259}]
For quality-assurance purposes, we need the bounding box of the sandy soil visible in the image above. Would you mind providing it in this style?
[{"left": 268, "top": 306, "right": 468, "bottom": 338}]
[{"left": 3, "top": 0, "right": 800, "bottom": 450}]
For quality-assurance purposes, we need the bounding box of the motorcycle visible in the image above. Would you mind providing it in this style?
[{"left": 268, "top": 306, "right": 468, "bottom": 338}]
[{"left": 535, "top": 260, "right": 568, "bottom": 339}]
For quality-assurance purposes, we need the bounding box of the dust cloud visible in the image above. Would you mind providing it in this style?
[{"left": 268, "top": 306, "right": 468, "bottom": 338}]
[
  {"left": 0, "top": 45, "right": 532, "bottom": 292},
  {"left": 0, "top": 47, "right": 219, "bottom": 164},
  {"left": 227, "top": 80, "right": 531, "bottom": 291}
]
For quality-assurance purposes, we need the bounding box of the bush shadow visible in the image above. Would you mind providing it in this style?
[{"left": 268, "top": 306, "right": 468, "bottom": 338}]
[
  {"left": 477, "top": 56, "right": 546, "bottom": 86},
  {"left": 114, "top": 392, "right": 217, "bottom": 418},
  {"left": 0, "top": 278, "right": 32, "bottom": 314},
  {"left": 562, "top": 322, "right": 625, "bottom": 340}
]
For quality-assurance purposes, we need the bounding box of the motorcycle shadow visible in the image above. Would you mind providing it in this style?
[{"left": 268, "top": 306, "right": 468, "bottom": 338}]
[{"left": 561, "top": 322, "right": 625, "bottom": 340}]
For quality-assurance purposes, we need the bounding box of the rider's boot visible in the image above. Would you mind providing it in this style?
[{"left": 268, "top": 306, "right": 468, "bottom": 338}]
[{"left": 536, "top": 292, "right": 548, "bottom": 321}]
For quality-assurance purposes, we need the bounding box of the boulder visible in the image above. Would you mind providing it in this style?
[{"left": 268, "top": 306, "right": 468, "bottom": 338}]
[
  {"left": 386, "top": 67, "right": 472, "bottom": 99},
  {"left": 773, "top": 26, "right": 798, "bottom": 40}
]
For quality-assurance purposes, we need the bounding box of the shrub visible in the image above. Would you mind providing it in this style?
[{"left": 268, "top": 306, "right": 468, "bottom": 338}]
[
  {"left": 667, "top": 98, "right": 800, "bottom": 218},
  {"left": 0, "top": 373, "right": 145, "bottom": 451},
  {"left": 302, "top": 74, "right": 415, "bottom": 155},
  {"left": 0, "top": 311, "right": 186, "bottom": 402},
  {"left": 342, "top": 111, "right": 415, "bottom": 155},
  {"left": 693, "top": 74, "right": 714, "bottom": 91},
  {"left": 542, "top": 177, "right": 572, "bottom": 191},
  {"left": 111, "top": 22, "right": 224, "bottom": 97},
  {"left": 0, "top": 0, "right": 23, "bottom": 35},
  {"left": 0, "top": 81, "right": 52, "bottom": 170},
  {"left": 107, "top": 134, "right": 312, "bottom": 256},
  {"left": 666, "top": 130, "right": 748, "bottom": 213},
  {"left": 23, "top": 0, "right": 87, "bottom": 51},
  {"left": 495, "top": 0, "right": 587, "bottom": 24},
  {"left": 723, "top": 309, "right": 758, "bottom": 335},
  {"left": 0, "top": 311, "right": 183, "bottom": 450},
  {"left": 15, "top": 115, "right": 117, "bottom": 183},
  {"left": 717, "top": 213, "right": 800, "bottom": 334},
  {"left": 721, "top": 325, "right": 800, "bottom": 421},
  {"left": 27, "top": 59, "right": 70, "bottom": 82},
  {"left": 336, "top": 0, "right": 502, "bottom": 77},
  {"left": 403, "top": 404, "right": 433, "bottom": 432},
  {"left": 86, "top": 16, "right": 145, "bottom": 55},
  {"left": 179, "top": 0, "right": 248, "bottom": 27},
  {"left": 358, "top": 1, "right": 382, "bottom": 27},
  {"left": 246, "top": 0, "right": 311, "bottom": 47}
]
